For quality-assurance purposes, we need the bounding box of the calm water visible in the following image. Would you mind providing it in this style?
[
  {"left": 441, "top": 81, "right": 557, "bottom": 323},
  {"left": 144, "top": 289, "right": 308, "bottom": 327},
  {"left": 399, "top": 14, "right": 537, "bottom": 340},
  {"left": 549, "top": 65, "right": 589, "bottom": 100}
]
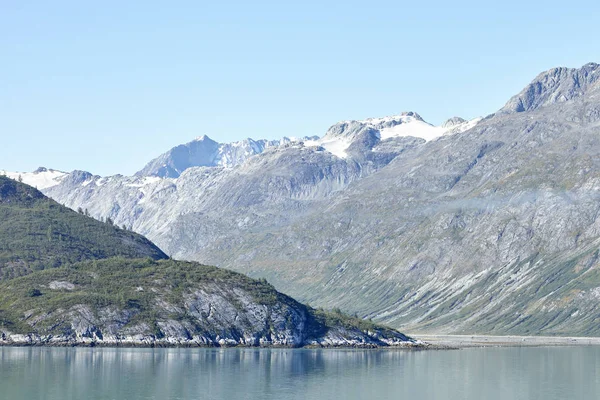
[{"left": 1, "top": 346, "right": 599, "bottom": 400}]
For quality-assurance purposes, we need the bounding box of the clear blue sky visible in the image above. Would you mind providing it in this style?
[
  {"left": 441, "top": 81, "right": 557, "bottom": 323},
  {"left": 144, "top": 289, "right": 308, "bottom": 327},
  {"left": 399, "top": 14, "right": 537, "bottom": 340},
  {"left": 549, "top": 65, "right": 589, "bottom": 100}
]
[{"left": 1, "top": 0, "right": 598, "bottom": 176}]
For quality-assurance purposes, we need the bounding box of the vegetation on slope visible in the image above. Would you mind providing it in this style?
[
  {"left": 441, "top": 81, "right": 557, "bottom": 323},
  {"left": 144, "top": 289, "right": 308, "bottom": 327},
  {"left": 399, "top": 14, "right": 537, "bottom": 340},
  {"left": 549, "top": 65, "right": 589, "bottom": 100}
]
[{"left": 0, "top": 176, "right": 167, "bottom": 280}]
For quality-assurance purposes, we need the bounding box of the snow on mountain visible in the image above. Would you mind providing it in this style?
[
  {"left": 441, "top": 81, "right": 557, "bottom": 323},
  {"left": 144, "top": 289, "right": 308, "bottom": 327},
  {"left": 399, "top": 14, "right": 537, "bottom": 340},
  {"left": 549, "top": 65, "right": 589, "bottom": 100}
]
[
  {"left": 0, "top": 167, "right": 68, "bottom": 189},
  {"left": 303, "top": 136, "right": 352, "bottom": 158},
  {"left": 378, "top": 117, "right": 445, "bottom": 141},
  {"left": 304, "top": 112, "right": 481, "bottom": 159}
]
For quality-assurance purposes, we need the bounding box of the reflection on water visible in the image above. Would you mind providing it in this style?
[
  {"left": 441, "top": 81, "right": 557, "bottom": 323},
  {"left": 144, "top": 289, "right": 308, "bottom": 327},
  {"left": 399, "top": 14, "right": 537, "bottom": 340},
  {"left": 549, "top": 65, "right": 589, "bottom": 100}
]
[{"left": 1, "top": 346, "right": 599, "bottom": 400}]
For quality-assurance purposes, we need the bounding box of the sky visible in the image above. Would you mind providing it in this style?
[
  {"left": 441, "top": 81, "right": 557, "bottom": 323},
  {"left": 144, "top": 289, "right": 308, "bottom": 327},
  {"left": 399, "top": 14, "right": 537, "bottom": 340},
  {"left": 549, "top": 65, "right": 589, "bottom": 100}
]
[{"left": 1, "top": 0, "right": 599, "bottom": 176}]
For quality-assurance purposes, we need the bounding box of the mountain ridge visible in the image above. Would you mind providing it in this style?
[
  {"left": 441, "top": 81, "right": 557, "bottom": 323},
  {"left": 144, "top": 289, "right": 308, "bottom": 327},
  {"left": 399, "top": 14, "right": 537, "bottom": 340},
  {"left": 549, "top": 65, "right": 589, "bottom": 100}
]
[
  {"left": 6, "top": 111, "right": 477, "bottom": 186},
  {"left": 499, "top": 62, "right": 600, "bottom": 114}
]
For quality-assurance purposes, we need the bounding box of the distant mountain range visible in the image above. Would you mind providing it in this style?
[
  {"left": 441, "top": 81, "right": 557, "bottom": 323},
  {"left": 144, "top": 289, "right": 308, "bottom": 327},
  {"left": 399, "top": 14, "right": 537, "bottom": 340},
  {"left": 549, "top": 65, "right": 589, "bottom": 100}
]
[{"left": 6, "top": 62, "right": 600, "bottom": 336}]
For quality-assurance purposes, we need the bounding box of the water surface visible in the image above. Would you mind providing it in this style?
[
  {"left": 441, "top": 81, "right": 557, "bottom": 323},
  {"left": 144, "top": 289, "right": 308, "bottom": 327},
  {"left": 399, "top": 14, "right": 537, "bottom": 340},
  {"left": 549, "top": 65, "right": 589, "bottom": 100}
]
[{"left": 1, "top": 346, "right": 598, "bottom": 400}]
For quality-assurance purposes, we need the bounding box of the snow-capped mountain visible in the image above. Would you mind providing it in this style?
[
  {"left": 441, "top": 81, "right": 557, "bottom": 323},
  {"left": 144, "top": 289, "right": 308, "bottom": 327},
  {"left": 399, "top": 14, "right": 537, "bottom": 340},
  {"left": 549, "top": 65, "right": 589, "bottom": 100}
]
[
  {"left": 0, "top": 167, "right": 68, "bottom": 190},
  {"left": 135, "top": 135, "right": 319, "bottom": 178},
  {"left": 35, "top": 110, "right": 480, "bottom": 256},
  {"left": 134, "top": 113, "right": 480, "bottom": 177}
]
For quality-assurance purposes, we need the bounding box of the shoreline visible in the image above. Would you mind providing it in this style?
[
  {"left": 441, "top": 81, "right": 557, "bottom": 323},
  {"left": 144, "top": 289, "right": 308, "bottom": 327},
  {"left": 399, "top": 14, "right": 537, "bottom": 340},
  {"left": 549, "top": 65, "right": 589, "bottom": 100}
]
[
  {"left": 411, "top": 334, "right": 600, "bottom": 348},
  {"left": 4, "top": 334, "right": 599, "bottom": 350},
  {"left": 0, "top": 342, "right": 426, "bottom": 350}
]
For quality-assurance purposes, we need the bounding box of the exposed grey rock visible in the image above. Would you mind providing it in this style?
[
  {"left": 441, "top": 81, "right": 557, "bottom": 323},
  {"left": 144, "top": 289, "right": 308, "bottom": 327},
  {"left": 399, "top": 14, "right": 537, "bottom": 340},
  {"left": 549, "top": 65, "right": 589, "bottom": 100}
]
[
  {"left": 442, "top": 117, "right": 467, "bottom": 128},
  {"left": 47, "top": 281, "right": 75, "bottom": 291},
  {"left": 499, "top": 62, "right": 600, "bottom": 114}
]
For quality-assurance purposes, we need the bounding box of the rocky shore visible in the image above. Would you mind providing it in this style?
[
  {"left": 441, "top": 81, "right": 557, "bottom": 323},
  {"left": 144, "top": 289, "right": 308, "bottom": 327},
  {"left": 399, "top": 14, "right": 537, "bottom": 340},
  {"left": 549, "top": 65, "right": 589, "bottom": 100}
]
[{"left": 0, "top": 328, "right": 423, "bottom": 348}]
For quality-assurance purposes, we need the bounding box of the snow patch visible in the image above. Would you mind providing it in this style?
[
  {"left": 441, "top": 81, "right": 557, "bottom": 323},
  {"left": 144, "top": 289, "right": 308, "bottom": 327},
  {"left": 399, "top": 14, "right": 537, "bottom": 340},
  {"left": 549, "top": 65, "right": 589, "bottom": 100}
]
[
  {"left": 0, "top": 168, "right": 68, "bottom": 189},
  {"left": 303, "top": 137, "right": 351, "bottom": 159},
  {"left": 302, "top": 114, "right": 481, "bottom": 159},
  {"left": 379, "top": 119, "right": 445, "bottom": 141}
]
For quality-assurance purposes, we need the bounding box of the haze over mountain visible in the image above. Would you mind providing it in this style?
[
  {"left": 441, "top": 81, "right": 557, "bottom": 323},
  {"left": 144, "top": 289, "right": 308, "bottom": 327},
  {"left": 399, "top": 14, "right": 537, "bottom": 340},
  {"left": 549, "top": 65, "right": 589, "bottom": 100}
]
[{"left": 8, "top": 62, "right": 600, "bottom": 336}]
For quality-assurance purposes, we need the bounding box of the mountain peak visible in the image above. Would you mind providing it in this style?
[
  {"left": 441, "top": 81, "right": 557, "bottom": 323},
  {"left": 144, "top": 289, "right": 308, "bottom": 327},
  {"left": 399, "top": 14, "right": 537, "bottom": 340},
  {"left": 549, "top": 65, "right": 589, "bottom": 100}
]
[
  {"left": 137, "top": 136, "right": 293, "bottom": 178},
  {"left": 194, "top": 134, "right": 214, "bottom": 142},
  {"left": 398, "top": 111, "right": 424, "bottom": 121},
  {"left": 442, "top": 116, "right": 467, "bottom": 128},
  {"left": 499, "top": 62, "right": 600, "bottom": 114},
  {"left": 351, "top": 112, "right": 426, "bottom": 127}
]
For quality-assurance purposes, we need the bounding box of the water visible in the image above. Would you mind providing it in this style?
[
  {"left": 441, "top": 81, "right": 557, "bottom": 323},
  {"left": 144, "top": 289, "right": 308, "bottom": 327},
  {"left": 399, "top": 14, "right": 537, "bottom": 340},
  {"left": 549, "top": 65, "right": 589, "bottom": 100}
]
[{"left": 1, "top": 346, "right": 599, "bottom": 400}]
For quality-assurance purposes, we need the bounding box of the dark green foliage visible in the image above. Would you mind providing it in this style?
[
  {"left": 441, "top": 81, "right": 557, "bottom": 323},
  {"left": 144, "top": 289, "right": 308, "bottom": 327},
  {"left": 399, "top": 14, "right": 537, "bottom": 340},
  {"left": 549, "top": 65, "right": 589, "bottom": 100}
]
[
  {"left": 26, "top": 288, "right": 42, "bottom": 297},
  {"left": 0, "top": 176, "right": 167, "bottom": 280}
]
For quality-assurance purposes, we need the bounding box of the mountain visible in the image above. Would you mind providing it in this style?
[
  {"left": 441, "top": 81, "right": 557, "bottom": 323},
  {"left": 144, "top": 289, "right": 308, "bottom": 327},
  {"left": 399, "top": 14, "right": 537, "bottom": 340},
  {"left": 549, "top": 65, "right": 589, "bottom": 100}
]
[
  {"left": 0, "top": 175, "right": 167, "bottom": 280},
  {"left": 499, "top": 62, "right": 600, "bottom": 114},
  {"left": 41, "top": 112, "right": 479, "bottom": 242},
  {"left": 23, "top": 62, "right": 600, "bottom": 336},
  {"left": 0, "top": 177, "right": 415, "bottom": 347},
  {"left": 135, "top": 135, "right": 319, "bottom": 178}
]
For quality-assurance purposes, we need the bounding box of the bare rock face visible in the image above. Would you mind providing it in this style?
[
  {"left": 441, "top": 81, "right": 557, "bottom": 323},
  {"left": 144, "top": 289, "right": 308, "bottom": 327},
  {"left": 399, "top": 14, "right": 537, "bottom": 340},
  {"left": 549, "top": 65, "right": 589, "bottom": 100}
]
[
  {"left": 38, "top": 63, "right": 600, "bottom": 336},
  {"left": 499, "top": 62, "right": 600, "bottom": 114},
  {"left": 442, "top": 117, "right": 467, "bottom": 128}
]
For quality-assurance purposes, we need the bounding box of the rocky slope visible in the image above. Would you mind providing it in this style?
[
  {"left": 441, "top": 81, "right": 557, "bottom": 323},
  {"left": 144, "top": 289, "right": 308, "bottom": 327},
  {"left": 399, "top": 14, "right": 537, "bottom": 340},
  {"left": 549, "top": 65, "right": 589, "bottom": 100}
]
[
  {"left": 19, "top": 62, "right": 600, "bottom": 336},
  {"left": 499, "top": 62, "right": 600, "bottom": 114}
]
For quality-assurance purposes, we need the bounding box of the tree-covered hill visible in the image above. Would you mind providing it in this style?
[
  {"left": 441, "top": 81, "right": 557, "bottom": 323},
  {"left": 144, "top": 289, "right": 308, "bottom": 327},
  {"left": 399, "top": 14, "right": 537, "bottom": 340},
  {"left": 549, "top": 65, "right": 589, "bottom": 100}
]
[{"left": 0, "top": 176, "right": 167, "bottom": 279}]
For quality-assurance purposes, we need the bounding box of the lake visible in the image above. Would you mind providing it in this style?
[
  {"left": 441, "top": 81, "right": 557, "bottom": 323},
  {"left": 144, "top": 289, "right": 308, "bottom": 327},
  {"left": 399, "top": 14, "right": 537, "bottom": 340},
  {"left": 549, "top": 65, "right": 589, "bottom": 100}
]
[{"left": 1, "top": 346, "right": 598, "bottom": 399}]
